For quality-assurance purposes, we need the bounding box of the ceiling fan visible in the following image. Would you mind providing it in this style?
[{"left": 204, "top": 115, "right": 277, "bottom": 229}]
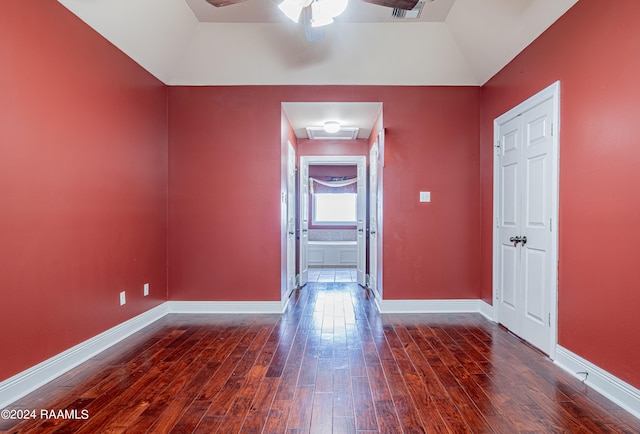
[{"left": 204, "top": 0, "right": 421, "bottom": 40}]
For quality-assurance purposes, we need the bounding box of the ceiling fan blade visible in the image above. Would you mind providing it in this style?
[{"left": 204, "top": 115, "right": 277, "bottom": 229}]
[
  {"left": 302, "top": 6, "right": 326, "bottom": 42},
  {"left": 361, "top": 0, "right": 419, "bottom": 10},
  {"left": 204, "top": 0, "right": 248, "bottom": 7}
]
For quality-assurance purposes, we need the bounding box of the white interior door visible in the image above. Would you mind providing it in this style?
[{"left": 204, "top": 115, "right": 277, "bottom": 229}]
[
  {"left": 286, "top": 142, "right": 297, "bottom": 296},
  {"left": 497, "top": 114, "right": 522, "bottom": 333},
  {"left": 356, "top": 161, "right": 366, "bottom": 286},
  {"left": 519, "top": 98, "right": 555, "bottom": 352},
  {"left": 299, "top": 162, "right": 309, "bottom": 287},
  {"left": 495, "top": 83, "right": 559, "bottom": 356},
  {"left": 368, "top": 143, "right": 379, "bottom": 292}
]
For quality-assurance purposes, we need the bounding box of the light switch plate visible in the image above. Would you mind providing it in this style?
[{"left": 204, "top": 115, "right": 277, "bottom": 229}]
[{"left": 420, "top": 191, "right": 431, "bottom": 202}]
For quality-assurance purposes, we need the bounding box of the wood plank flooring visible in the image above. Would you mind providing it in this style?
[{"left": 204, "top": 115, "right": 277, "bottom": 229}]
[{"left": 1, "top": 271, "right": 639, "bottom": 433}]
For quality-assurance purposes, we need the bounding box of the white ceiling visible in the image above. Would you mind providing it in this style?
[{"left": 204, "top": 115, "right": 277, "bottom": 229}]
[
  {"left": 283, "top": 102, "right": 382, "bottom": 139},
  {"left": 184, "top": 0, "right": 456, "bottom": 23},
  {"left": 57, "top": 0, "right": 578, "bottom": 86},
  {"left": 55, "top": 0, "right": 578, "bottom": 136}
]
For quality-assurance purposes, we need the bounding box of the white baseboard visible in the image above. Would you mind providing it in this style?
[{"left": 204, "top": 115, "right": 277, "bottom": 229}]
[
  {"left": 478, "top": 300, "right": 495, "bottom": 322},
  {"left": 167, "top": 301, "right": 284, "bottom": 314},
  {"left": 0, "top": 303, "right": 168, "bottom": 410},
  {"left": 379, "top": 299, "right": 490, "bottom": 314},
  {"left": 0, "top": 300, "right": 285, "bottom": 410},
  {"left": 554, "top": 345, "right": 640, "bottom": 420},
  {"left": 367, "top": 287, "right": 383, "bottom": 312}
]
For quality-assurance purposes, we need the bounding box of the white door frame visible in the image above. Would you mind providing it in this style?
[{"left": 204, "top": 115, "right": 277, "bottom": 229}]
[
  {"left": 368, "top": 141, "right": 379, "bottom": 295},
  {"left": 285, "top": 141, "right": 297, "bottom": 300},
  {"left": 299, "top": 155, "right": 368, "bottom": 286},
  {"left": 299, "top": 162, "right": 310, "bottom": 287},
  {"left": 492, "top": 80, "right": 560, "bottom": 359}
]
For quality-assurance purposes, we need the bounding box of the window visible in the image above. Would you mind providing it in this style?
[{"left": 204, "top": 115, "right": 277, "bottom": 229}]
[{"left": 313, "top": 193, "right": 357, "bottom": 225}]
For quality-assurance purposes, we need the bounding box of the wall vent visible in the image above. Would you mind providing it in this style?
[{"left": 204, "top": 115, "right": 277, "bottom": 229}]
[
  {"left": 306, "top": 126, "right": 360, "bottom": 140},
  {"left": 392, "top": 1, "right": 425, "bottom": 19}
]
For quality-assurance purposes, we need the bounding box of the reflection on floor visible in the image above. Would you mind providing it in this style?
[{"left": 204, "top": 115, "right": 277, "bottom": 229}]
[
  {"left": 3, "top": 275, "right": 638, "bottom": 432},
  {"left": 308, "top": 266, "right": 357, "bottom": 283}
]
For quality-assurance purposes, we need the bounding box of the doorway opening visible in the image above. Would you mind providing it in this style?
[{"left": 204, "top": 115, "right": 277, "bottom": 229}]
[
  {"left": 299, "top": 156, "right": 366, "bottom": 288},
  {"left": 307, "top": 163, "right": 359, "bottom": 284},
  {"left": 281, "top": 102, "right": 384, "bottom": 308}
]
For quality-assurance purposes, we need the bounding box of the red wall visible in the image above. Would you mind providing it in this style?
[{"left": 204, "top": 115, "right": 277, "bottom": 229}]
[
  {"left": 168, "top": 86, "right": 481, "bottom": 301},
  {"left": 381, "top": 88, "right": 481, "bottom": 299},
  {"left": 8, "top": 0, "right": 637, "bottom": 397},
  {"left": 0, "top": 1, "right": 168, "bottom": 381},
  {"left": 8, "top": 0, "right": 637, "bottom": 398},
  {"left": 308, "top": 165, "right": 358, "bottom": 177},
  {"left": 168, "top": 87, "right": 284, "bottom": 301},
  {"left": 298, "top": 138, "right": 369, "bottom": 157},
  {"left": 480, "top": 0, "right": 640, "bottom": 388}
]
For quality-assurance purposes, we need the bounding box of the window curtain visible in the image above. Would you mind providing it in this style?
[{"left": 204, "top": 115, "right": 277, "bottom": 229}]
[{"left": 310, "top": 176, "right": 357, "bottom": 194}]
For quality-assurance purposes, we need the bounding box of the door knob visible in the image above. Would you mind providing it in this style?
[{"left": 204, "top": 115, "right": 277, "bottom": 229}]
[{"left": 509, "top": 236, "right": 526, "bottom": 246}]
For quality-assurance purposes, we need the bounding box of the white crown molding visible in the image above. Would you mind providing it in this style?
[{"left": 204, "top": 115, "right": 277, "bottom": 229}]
[{"left": 554, "top": 346, "right": 640, "bottom": 420}]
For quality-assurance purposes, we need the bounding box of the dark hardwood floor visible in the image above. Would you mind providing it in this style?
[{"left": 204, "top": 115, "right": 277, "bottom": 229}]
[{"left": 1, "top": 272, "right": 639, "bottom": 433}]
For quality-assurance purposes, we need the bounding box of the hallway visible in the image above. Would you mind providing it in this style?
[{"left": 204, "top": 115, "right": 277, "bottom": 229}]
[{"left": 1, "top": 282, "right": 638, "bottom": 432}]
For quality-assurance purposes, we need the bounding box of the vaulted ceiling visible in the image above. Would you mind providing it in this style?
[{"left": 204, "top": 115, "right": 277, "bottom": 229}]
[{"left": 56, "top": 0, "right": 578, "bottom": 86}]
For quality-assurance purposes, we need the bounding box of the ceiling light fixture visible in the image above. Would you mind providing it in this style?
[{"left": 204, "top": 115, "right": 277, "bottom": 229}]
[
  {"left": 278, "top": 0, "right": 312, "bottom": 23},
  {"left": 279, "top": 0, "right": 348, "bottom": 27},
  {"left": 323, "top": 121, "right": 341, "bottom": 133}
]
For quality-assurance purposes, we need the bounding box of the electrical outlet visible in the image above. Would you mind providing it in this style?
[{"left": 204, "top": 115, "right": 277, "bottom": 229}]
[
  {"left": 143, "top": 283, "right": 149, "bottom": 296},
  {"left": 119, "top": 291, "right": 126, "bottom": 306},
  {"left": 419, "top": 191, "right": 431, "bottom": 202}
]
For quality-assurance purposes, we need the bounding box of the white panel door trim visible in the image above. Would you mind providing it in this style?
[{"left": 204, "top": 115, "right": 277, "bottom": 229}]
[
  {"left": 492, "top": 80, "right": 560, "bottom": 359},
  {"left": 369, "top": 142, "right": 379, "bottom": 294},
  {"left": 286, "top": 141, "right": 297, "bottom": 299},
  {"left": 356, "top": 162, "right": 367, "bottom": 286},
  {"left": 299, "top": 162, "right": 310, "bottom": 287}
]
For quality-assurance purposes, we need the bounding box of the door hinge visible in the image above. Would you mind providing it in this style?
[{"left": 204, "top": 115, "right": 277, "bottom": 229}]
[
  {"left": 549, "top": 217, "right": 552, "bottom": 231},
  {"left": 548, "top": 313, "right": 551, "bottom": 327}
]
